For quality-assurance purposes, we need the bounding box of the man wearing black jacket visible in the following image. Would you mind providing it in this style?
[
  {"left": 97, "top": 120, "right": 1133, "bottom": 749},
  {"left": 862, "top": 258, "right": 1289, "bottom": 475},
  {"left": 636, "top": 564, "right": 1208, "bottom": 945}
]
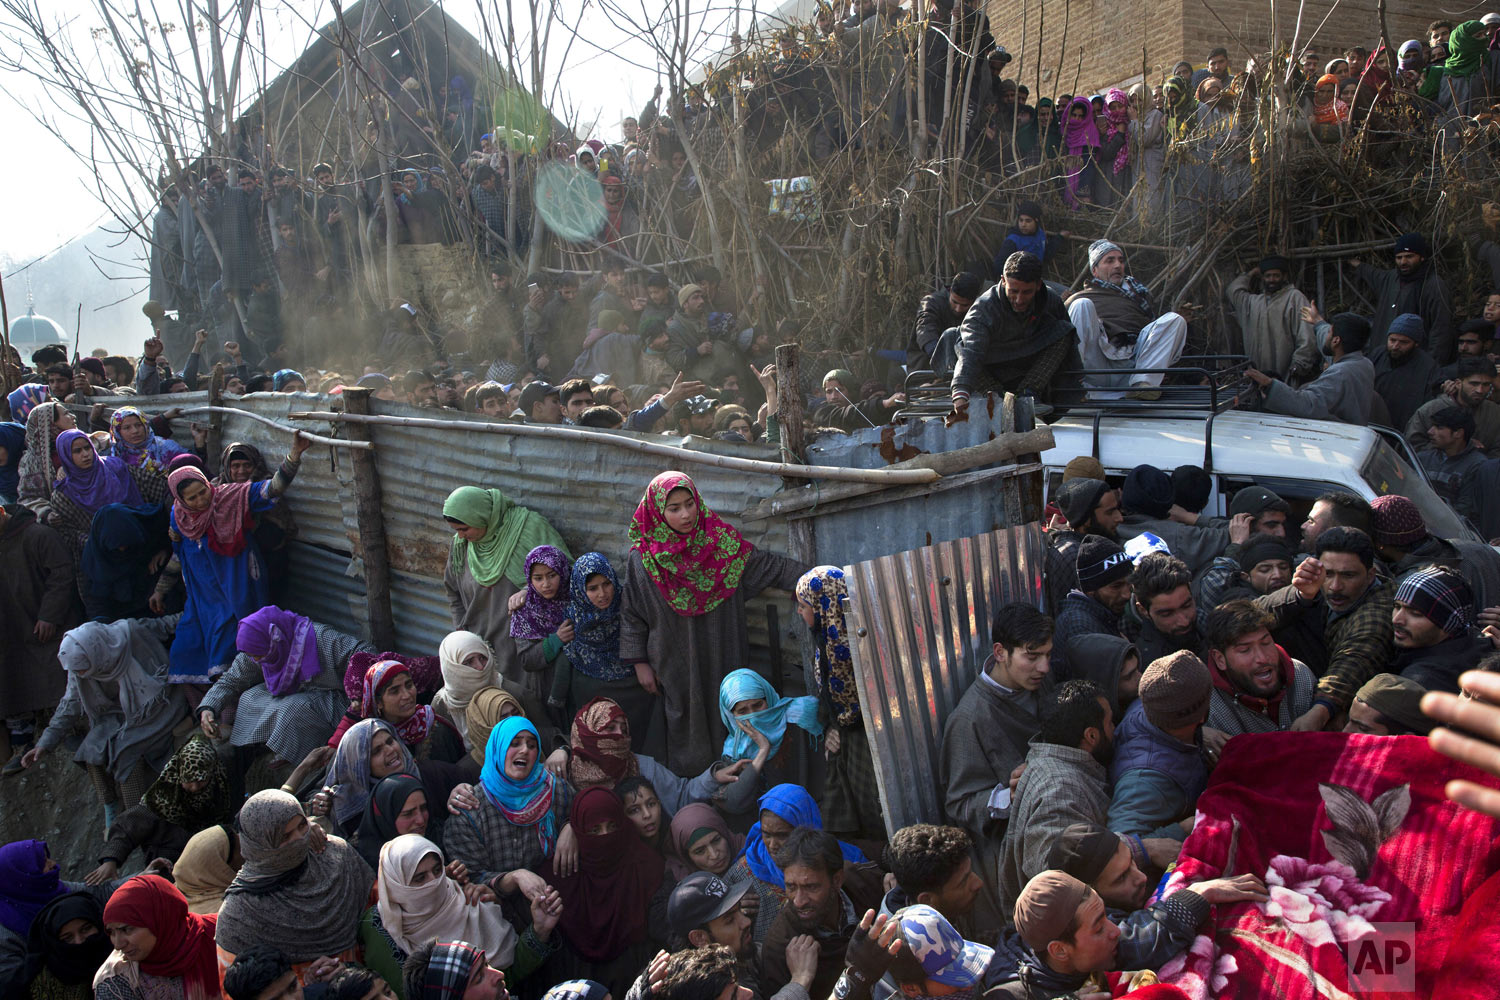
[
  {"left": 911, "top": 271, "right": 982, "bottom": 371},
  {"left": 950, "top": 253, "right": 1077, "bottom": 412}
]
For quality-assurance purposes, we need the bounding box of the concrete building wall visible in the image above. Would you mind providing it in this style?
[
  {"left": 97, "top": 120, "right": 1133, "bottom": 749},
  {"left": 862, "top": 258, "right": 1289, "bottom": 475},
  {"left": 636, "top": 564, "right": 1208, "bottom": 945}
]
[{"left": 983, "top": 0, "right": 1436, "bottom": 98}]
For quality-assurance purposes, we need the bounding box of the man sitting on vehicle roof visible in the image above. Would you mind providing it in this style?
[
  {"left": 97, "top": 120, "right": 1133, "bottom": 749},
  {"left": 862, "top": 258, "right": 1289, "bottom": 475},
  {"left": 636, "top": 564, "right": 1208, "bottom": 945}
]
[
  {"left": 1065, "top": 240, "right": 1188, "bottom": 400},
  {"left": 1246, "top": 306, "right": 1375, "bottom": 425}
]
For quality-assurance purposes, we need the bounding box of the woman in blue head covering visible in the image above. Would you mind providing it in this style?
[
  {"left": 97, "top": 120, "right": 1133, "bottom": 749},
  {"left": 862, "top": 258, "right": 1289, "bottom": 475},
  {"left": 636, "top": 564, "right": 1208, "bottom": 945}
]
[
  {"left": 0, "top": 422, "right": 24, "bottom": 504},
  {"left": 713, "top": 669, "right": 821, "bottom": 822},
  {"left": 273, "top": 370, "right": 306, "bottom": 392},
  {"left": 444, "top": 715, "right": 575, "bottom": 893},
  {"left": 723, "top": 783, "right": 867, "bottom": 944}
]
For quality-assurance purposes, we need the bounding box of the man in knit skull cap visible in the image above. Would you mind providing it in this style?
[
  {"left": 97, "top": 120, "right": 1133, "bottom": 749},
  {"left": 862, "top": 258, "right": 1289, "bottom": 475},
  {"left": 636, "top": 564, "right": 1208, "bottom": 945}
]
[
  {"left": 1390, "top": 566, "right": 1490, "bottom": 694},
  {"left": 1065, "top": 240, "right": 1188, "bottom": 399},
  {"left": 1053, "top": 534, "right": 1134, "bottom": 677},
  {"left": 1107, "top": 651, "right": 1213, "bottom": 838},
  {"left": 1044, "top": 478, "right": 1125, "bottom": 611},
  {"left": 1369, "top": 493, "right": 1500, "bottom": 611}
]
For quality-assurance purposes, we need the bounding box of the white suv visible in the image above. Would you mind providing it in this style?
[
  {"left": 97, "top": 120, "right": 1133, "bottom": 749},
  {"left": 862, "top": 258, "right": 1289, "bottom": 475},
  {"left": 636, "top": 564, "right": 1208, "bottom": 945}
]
[{"left": 1039, "top": 409, "right": 1478, "bottom": 541}]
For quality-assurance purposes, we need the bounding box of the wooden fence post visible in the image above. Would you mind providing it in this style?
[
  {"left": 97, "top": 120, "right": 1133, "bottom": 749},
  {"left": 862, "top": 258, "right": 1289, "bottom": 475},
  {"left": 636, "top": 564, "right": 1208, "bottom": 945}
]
[
  {"left": 342, "top": 387, "right": 396, "bottom": 649},
  {"left": 774, "top": 343, "right": 817, "bottom": 566},
  {"left": 206, "top": 363, "right": 225, "bottom": 477}
]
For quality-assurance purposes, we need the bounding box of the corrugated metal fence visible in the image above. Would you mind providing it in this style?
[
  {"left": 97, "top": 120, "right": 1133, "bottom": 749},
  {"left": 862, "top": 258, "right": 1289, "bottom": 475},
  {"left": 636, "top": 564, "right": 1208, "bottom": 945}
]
[
  {"left": 844, "top": 524, "right": 1046, "bottom": 834},
  {"left": 104, "top": 393, "right": 1042, "bottom": 713}
]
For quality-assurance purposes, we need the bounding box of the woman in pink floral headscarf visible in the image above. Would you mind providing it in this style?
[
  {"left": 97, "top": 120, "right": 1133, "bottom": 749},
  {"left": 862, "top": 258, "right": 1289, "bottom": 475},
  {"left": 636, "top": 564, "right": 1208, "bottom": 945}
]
[
  {"left": 1095, "top": 88, "right": 1135, "bottom": 207},
  {"left": 618, "top": 471, "right": 807, "bottom": 774}
]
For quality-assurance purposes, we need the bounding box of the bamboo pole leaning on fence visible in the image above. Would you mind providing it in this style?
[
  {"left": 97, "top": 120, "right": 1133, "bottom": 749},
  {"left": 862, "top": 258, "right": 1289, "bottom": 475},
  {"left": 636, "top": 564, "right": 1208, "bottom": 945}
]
[
  {"left": 285, "top": 410, "right": 944, "bottom": 486},
  {"left": 173, "top": 406, "right": 374, "bottom": 450}
]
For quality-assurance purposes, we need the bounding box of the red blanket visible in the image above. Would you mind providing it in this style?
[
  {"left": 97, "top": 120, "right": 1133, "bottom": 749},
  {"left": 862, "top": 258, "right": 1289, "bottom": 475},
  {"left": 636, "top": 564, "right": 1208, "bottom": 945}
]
[{"left": 1153, "top": 732, "right": 1500, "bottom": 999}]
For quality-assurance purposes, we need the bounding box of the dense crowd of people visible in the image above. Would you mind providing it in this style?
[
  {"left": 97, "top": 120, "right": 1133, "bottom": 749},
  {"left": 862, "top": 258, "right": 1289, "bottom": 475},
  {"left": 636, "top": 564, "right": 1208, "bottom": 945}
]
[{"left": 6, "top": 5, "right": 1500, "bottom": 1000}]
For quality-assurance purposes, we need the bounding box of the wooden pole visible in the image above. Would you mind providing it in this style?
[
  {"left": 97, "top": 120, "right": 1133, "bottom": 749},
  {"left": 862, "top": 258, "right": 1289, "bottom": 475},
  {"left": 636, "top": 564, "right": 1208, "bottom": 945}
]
[
  {"left": 341, "top": 388, "right": 396, "bottom": 649},
  {"left": 206, "top": 363, "right": 226, "bottom": 477},
  {"left": 173, "top": 406, "right": 372, "bottom": 450},
  {"left": 284, "top": 411, "right": 941, "bottom": 485},
  {"left": 773, "top": 342, "right": 816, "bottom": 565},
  {"left": 0, "top": 269, "right": 12, "bottom": 399}
]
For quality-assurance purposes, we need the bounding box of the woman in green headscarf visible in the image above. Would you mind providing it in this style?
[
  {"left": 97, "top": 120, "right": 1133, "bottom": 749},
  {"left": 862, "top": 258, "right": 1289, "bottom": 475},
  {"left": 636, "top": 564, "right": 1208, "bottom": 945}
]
[{"left": 442, "top": 486, "right": 570, "bottom": 716}]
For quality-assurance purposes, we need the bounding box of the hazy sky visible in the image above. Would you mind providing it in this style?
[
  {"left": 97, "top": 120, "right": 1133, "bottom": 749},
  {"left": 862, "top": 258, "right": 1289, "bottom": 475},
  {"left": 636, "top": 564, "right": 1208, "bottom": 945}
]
[{"left": 0, "top": 0, "right": 749, "bottom": 266}]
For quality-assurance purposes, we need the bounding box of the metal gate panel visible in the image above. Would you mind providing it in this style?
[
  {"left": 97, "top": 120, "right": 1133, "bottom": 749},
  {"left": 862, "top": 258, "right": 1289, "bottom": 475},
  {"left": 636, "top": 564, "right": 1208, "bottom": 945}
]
[{"left": 844, "top": 525, "right": 1045, "bottom": 834}]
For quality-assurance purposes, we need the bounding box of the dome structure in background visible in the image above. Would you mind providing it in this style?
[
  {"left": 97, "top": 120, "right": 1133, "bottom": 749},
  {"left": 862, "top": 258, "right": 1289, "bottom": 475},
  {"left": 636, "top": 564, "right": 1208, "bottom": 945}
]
[{"left": 8, "top": 306, "right": 68, "bottom": 353}]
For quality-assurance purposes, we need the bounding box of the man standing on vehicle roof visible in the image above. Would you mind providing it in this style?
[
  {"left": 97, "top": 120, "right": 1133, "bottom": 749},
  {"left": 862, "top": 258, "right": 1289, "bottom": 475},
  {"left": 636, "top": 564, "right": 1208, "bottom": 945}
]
[
  {"left": 1246, "top": 306, "right": 1374, "bottom": 425},
  {"left": 1226, "top": 255, "right": 1320, "bottom": 383},
  {"left": 1066, "top": 241, "right": 1188, "bottom": 399}
]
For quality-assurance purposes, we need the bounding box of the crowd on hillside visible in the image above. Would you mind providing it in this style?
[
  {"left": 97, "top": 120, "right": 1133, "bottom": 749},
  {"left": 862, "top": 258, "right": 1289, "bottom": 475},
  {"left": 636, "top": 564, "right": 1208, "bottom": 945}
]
[{"left": 5, "top": 5, "right": 1500, "bottom": 1000}]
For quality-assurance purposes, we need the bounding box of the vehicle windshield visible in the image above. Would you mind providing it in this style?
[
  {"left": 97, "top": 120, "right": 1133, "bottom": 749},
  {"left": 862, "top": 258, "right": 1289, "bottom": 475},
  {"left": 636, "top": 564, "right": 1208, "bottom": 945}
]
[{"left": 1361, "top": 440, "right": 1476, "bottom": 541}]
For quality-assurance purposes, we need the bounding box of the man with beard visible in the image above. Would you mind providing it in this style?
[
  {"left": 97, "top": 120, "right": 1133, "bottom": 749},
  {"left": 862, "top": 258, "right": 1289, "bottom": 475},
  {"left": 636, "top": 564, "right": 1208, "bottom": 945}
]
[
  {"left": 998, "top": 680, "right": 1168, "bottom": 914},
  {"left": 1052, "top": 535, "right": 1133, "bottom": 677},
  {"left": 1408, "top": 357, "right": 1500, "bottom": 451},
  {"left": 1108, "top": 652, "right": 1212, "bottom": 838},
  {"left": 1202, "top": 600, "right": 1315, "bottom": 740},
  {"left": 1042, "top": 824, "right": 1268, "bottom": 973},
  {"left": 1299, "top": 492, "right": 1373, "bottom": 554},
  {"left": 1129, "top": 553, "right": 1205, "bottom": 665},
  {"left": 1350, "top": 233, "right": 1456, "bottom": 363},
  {"left": 1226, "top": 255, "right": 1319, "bottom": 381},
  {"left": 950, "top": 252, "right": 1078, "bottom": 413},
  {"left": 665, "top": 872, "right": 820, "bottom": 1000},
  {"left": 1256, "top": 527, "right": 1393, "bottom": 731},
  {"left": 1044, "top": 477, "right": 1124, "bottom": 610},
  {"left": 1418, "top": 407, "right": 1486, "bottom": 510},
  {"left": 760, "top": 828, "right": 885, "bottom": 1000},
  {"left": 1247, "top": 307, "right": 1376, "bottom": 425},
  {"left": 1369, "top": 493, "right": 1500, "bottom": 609},
  {"left": 1373, "top": 314, "right": 1444, "bottom": 431},
  {"left": 1434, "top": 319, "right": 1496, "bottom": 386},
  {"left": 1066, "top": 241, "right": 1187, "bottom": 399},
  {"left": 1391, "top": 567, "right": 1490, "bottom": 694},
  {"left": 1194, "top": 524, "right": 1295, "bottom": 612}
]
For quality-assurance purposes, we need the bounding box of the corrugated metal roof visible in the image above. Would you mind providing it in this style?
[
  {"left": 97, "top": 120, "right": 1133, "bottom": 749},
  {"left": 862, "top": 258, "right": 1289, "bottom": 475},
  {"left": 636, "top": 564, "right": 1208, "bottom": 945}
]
[{"left": 844, "top": 523, "right": 1046, "bottom": 834}]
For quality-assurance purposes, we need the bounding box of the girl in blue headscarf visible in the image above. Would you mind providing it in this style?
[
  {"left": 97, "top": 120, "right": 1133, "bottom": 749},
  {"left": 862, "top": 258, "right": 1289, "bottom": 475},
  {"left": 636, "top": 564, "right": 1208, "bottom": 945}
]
[
  {"left": 552, "top": 552, "right": 655, "bottom": 749},
  {"left": 724, "top": 783, "right": 867, "bottom": 944}
]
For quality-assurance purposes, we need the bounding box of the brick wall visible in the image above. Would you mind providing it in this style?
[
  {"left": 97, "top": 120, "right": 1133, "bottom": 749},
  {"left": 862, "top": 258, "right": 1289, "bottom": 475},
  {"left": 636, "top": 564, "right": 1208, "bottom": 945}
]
[{"left": 983, "top": 0, "right": 1437, "bottom": 98}]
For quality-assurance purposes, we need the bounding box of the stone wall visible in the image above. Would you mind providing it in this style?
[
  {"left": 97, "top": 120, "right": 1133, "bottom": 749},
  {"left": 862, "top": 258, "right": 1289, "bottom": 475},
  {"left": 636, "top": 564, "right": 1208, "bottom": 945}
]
[{"left": 983, "top": 0, "right": 1436, "bottom": 99}]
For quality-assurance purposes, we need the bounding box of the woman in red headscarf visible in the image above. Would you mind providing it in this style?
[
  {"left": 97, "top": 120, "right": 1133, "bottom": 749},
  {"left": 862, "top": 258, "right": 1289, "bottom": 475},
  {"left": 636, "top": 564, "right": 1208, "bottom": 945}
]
[
  {"left": 540, "top": 787, "right": 668, "bottom": 996},
  {"left": 619, "top": 471, "right": 806, "bottom": 775},
  {"left": 95, "top": 874, "right": 220, "bottom": 1000}
]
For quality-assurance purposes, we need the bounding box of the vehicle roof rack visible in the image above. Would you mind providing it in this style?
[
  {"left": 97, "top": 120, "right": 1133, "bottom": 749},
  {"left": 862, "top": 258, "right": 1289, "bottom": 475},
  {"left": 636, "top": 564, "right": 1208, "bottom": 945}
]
[{"left": 1051, "top": 355, "right": 1254, "bottom": 473}]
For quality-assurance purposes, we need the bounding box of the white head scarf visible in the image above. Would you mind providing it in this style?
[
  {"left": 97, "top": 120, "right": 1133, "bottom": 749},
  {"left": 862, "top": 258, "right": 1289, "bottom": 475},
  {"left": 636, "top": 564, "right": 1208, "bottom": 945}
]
[
  {"left": 376, "top": 834, "right": 518, "bottom": 966},
  {"left": 433, "top": 631, "right": 498, "bottom": 744}
]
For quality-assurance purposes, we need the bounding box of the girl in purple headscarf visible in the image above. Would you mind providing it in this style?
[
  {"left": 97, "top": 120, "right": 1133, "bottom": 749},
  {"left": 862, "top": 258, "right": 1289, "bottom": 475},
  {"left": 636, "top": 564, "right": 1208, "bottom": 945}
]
[
  {"left": 53, "top": 430, "right": 142, "bottom": 517},
  {"left": 510, "top": 545, "right": 573, "bottom": 727},
  {"left": 1061, "top": 96, "right": 1101, "bottom": 208},
  {"left": 0, "top": 840, "right": 66, "bottom": 937}
]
